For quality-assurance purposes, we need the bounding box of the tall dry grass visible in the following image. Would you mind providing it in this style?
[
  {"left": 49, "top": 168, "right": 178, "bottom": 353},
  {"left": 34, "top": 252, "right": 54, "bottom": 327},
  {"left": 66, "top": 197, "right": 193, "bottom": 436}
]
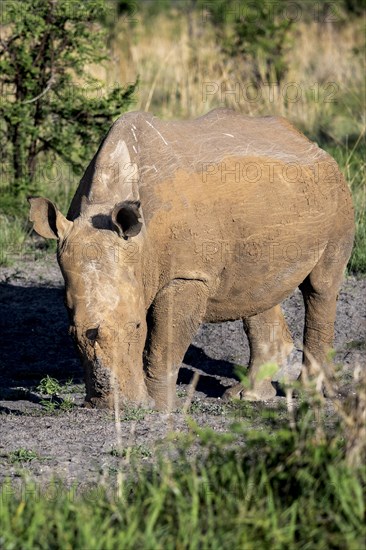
[{"left": 105, "top": 12, "right": 364, "bottom": 139}]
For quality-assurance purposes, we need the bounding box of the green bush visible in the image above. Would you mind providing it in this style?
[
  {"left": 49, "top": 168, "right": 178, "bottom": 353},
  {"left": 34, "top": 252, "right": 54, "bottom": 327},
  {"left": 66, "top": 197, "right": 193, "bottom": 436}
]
[{"left": 0, "top": 0, "right": 135, "bottom": 197}]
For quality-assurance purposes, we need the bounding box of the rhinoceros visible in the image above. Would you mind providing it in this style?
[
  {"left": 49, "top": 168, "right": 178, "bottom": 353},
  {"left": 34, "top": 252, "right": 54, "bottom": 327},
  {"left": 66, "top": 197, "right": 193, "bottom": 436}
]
[{"left": 29, "top": 109, "right": 354, "bottom": 410}]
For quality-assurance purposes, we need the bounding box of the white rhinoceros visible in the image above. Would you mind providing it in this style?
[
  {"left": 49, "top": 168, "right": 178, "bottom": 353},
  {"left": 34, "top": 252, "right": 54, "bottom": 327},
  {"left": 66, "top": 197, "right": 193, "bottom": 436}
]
[{"left": 29, "top": 109, "right": 354, "bottom": 410}]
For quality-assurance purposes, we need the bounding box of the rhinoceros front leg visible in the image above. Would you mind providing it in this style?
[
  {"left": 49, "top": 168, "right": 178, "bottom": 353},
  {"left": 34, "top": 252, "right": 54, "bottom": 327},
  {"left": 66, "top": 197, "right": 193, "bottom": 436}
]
[
  {"left": 144, "top": 279, "right": 209, "bottom": 411},
  {"left": 224, "top": 304, "right": 294, "bottom": 401}
]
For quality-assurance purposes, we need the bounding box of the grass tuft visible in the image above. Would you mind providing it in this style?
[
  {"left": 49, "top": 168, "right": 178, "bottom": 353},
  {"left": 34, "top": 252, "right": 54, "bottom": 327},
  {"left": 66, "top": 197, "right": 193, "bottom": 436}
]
[{"left": 7, "top": 449, "right": 39, "bottom": 464}]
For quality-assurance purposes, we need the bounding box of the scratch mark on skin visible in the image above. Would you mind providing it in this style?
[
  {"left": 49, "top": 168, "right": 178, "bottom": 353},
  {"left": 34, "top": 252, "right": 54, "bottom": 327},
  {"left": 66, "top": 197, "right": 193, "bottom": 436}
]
[
  {"left": 131, "top": 127, "right": 138, "bottom": 142},
  {"left": 145, "top": 120, "right": 168, "bottom": 145},
  {"left": 223, "top": 133, "right": 234, "bottom": 137},
  {"left": 133, "top": 145, "right": 137, "bottom": 154}
]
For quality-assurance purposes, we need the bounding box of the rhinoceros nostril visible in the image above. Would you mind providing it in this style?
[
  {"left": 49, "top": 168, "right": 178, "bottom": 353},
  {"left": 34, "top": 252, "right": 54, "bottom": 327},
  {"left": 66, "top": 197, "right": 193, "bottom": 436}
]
[{"left": 86, "top": 327, "right": 99, "bottom": 342}]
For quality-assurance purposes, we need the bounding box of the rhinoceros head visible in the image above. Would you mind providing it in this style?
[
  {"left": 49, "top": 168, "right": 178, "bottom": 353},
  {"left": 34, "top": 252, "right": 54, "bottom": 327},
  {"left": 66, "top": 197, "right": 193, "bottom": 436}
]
[{"left": 28, "top": 196, "right": 152, "bottom": 409}]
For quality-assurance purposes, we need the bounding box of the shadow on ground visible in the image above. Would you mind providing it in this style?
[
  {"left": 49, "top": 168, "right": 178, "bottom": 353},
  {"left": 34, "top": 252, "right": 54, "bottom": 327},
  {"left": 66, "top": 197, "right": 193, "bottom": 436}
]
[
  {"left": 0, "top": 283, "right": 82, "bottom": 394},
  {"left": 0, "top": 283, "right": 235, "bottom": 401},
  {"left": 180, "top": 346, "right": 237, "bottom": 397}
]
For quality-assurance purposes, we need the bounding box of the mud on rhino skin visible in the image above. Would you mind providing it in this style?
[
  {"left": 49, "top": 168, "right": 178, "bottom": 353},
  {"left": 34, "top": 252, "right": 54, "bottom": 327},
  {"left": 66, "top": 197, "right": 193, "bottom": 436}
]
[{"left": 28, "top": 108, "right": 355, "bottom": 410}]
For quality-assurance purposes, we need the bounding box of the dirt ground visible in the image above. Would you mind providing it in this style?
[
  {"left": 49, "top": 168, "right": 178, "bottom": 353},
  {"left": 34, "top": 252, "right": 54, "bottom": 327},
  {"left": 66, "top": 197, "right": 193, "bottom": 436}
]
[{"left": 0, "top": 252, "right": 365, "bottom": 487}]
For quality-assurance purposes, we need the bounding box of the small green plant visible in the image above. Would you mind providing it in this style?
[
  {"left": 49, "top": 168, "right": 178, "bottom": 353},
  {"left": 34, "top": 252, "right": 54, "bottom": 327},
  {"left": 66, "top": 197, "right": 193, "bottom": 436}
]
[
  {"left": 59, "top": 397, "right": 75, "bottom": 412},
  {"left": 345, "top": 339, "right": 366, "bottom": 351},
  {"left": 176, "top": 387, "right": 187, "bottom": 398},
  {"left": 39, "top": 399, "right": 59, "bottom": 413},
  {"left": 8, "top": 448, "right": 39, "bottom": 463},
  {"left": 189, "top": 400, "right": 227, "bottom": 416},
  {"left": 110, "top": 448, "right": 123, "bottom": 458},
  {"left": 37, "top": 376, "right": 75, "bottom": 413},
  {"left": 110, "top": 445, "right": 152, "bottom": 459},
  {"left": 37, "top": 376, "right": 61, "bottom": 396},
  {"left": 130, "top": 445, "right": 152, "bottom": 459},
  {"left": 122, "top": 406, "right": 152, "bottom": 421}
]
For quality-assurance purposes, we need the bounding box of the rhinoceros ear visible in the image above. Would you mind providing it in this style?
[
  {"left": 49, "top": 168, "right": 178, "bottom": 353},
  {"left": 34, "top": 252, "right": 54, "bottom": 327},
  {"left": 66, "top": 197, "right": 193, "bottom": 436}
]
[
  {"left": 28, "top": 196, "right": 73, "bottom": 240},
  {"left": 111, "top": 200, "right": 142, "bottom": 239}
]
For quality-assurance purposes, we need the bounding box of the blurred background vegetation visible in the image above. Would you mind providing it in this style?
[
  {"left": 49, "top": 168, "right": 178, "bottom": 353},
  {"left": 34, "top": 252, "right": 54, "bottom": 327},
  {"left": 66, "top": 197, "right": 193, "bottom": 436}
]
[{"left": 0, "top": 0, "right": 365, "bottom": 270}]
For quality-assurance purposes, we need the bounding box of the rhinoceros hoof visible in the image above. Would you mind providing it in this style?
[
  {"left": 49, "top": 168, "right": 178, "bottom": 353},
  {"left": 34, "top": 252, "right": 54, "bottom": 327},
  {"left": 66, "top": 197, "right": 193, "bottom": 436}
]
[
  {"left": 223, "top": 382, "right": 277, "bottom": 402},
  {"left": 83, "top": 396, "right": 110, "bottom": 409}
]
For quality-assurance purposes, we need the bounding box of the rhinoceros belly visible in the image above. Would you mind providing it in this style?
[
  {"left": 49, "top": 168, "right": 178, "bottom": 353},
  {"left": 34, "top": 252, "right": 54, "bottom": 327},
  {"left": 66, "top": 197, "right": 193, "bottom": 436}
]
[{"left": 203, "top": 239, "right": 325, "bottom": 322}]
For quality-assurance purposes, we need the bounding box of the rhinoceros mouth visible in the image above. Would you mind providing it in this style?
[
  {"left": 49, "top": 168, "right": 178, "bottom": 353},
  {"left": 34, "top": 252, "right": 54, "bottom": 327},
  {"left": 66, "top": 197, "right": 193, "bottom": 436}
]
[
  {"left": 82, "top": 354, "right": 153, "bottom": 410},
  {"left": 83, "top": 355, "right": 117, "bottom": 400}
]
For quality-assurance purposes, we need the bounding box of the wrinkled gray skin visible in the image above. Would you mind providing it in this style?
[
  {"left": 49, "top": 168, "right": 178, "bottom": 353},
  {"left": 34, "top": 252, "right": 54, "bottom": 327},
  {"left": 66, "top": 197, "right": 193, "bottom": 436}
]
[{"left": 29, "top": 109, "right": 354, "bottom": 410}]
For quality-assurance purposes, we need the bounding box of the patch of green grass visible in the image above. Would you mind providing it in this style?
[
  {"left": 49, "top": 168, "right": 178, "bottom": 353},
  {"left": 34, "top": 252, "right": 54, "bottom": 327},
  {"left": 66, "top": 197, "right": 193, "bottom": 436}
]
[
  {"left": 345, "top": 339, "right": 366, "bottom": 351},
  {"left": 176, "top": 387, "right": 187, "bottom": 398},
  {"left": 0, "top": 165, "right": 74, "bottom": 266},
  {"left": 228, "top": 400, "right": 262, "bottom": 421},
  {"left": 325, "top": 141, "right": 366, "bottom": 274},
  {"left": 38, "top": 396, "right": 75, "bottom": 414},
  {"left": 59, "top": 397, "right": 75, "bottom": 412},
  {"left": 110, "top": 444, "right": 152, "bottom": 459},
  {"left": 189, "top": 400, "right": 227, "bottom": 416},
  {"left": 122, "top": 405, "right": 153, "bottom": 421},
  {"left": 39, "top": 399, "right": 59, "bottom": 413},
  {"left": 0, "top": 215, "right": 28, "bottom": 266},
  {"left": 7, "top": 449, "right": 39, "bottom": 464},
  {"left": 351, "top": 217, "right": 366, "bottom": 273}
]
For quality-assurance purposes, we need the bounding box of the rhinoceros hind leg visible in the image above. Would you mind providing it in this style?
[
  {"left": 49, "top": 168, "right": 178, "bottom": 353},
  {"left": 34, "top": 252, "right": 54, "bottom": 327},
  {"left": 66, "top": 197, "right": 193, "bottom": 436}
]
[
  {"left": 299, "top": 234, "right": 353, "bottom": 383},
  {"left": 144, "top": 279, "right": 209, "bottom": 411},
  {"left": 223, "top": 304, "right": 293, "bottom": 402}
]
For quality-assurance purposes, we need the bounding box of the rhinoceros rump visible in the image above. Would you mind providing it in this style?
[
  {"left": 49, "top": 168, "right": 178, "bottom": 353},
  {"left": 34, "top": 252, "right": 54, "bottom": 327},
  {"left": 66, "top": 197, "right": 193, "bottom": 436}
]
[{"left": 29, "top": 109, "right": 354, "bottom": 410}]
